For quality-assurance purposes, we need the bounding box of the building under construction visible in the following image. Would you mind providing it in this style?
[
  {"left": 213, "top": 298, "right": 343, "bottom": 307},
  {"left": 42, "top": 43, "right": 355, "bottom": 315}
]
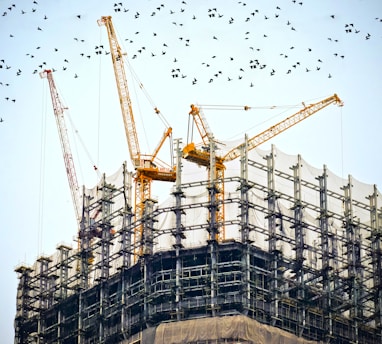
[
  {"left": 14, "top": 141, "right": 382, "bottom": 343},
  {"left": 14, "top": 16, "right": 382, "bottom": 344}
]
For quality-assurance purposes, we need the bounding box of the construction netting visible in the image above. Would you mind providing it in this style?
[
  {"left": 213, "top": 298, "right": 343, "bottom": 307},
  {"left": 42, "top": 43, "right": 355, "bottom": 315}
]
[{"left": 18, "top": 142, "right": 382, "bottom": 321}]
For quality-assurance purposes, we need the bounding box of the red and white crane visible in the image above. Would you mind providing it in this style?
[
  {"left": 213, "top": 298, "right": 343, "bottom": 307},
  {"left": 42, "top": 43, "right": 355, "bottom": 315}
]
[{"left": 40, "top": 69, "right": 82, "bottom": 224}]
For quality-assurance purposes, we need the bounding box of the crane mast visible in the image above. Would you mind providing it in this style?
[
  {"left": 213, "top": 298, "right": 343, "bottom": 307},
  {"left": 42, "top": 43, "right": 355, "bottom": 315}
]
[
  {"left": 183, "top": 94, "right": 343, "bottom": 241},
  {"left": 98, "top": 16, "right": 176, "bottom": 258},
  {"left": 40, "top": 69, "right": 81, "bottom": 224},
  {"left": 97, "top": 16, "right": 140, "bottom": 167}
]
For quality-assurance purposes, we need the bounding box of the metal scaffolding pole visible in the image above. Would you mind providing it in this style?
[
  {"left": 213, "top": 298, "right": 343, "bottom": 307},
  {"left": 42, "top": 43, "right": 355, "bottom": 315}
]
[
  {"left": 95, "top": 175, "right": 114, "bottom": 342},
  {"left": 57, "top": 245, "right": 71, "bottom": 300},
  {"left": 78, "top": 187, "right": 89, "bottom": 344},
  {"left": 207, "top": 137, "right": 219, "bottom": 316},
  {"left": 239, "top": 135, "right": 252, "bottom": 312},
  {"left": 121, "top": 163, "right": 133, "bottom": 269},
  {"left": 57, "top": 244, "right": 71, "bottom": 344},
  {"left": 121, "top": 163, "right": 133, "bottom": 339},
  {"left": 342, "top": 175, "right": 363, "bottom": 343},
  {"left": 79, "top": 186, "right": 91, "bottom": 290},
  {"left": 142, "top": 198, "right": 156, "bottom": 325},
  {"left": 37, "top": 256, "right": 53, "bottom": 344},
  {"left": 172, "top": 139, "right": 185, "bottom": 321},
  {"left": 368, "top": 185, "right": 382, "bottom": 332},
  {"left": 265, "top": 145, "right": 281, "bottom": 325},
  {"left": 98, "top": 175, "right": 113, "bottom": 281},
  {"left": 14, "top": 266, "right": 33, "bottom": 344},
  {"left": 317, "top": 165, "right": 334, "bottom": 340},
  {"left": 291, "top": 154, "right": 307, "bottom": 337}
]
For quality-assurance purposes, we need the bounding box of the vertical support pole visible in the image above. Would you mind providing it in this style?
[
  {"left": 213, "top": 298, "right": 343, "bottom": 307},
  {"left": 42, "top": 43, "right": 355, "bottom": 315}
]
[
  {"left": 37, "top": 256, "right": 52, "bottom": 344},
  {"left": 98, "top": 174, "right": 113, "bottom": 343},
  {"left": 99, "top": 174, "right": 112, "bottom": 281},
  {"left": 79, "top": 185, "right": 90, "bottom": 290},
  {"left": 99, "top": 280, "right": 105, "bottom": 343},
  {"left": 14, "top": 266, "right": 33, "bottom": 344},
  {"left": 240, "top": 135, "right": 250, "bottom": 244},
  {"left": 121, "top": 163, "right": 133, "bottom": 269},
  {"left": 207, "top": 137, "right": 219, "bottom": 316},
  {"left": 291, "top": 155, "right": 306, "bottom": 336},
  {"left": 57, "top": 244, "right": 71, "bottom": 344},
  {"left": 77, "top": 289, "right": 84, "bottom": 344},
  {"left": 239, "top": 136, "right": 252, "bottom": 312},
  {"left": 57, "top": 245, "right": 71, "bottom": 300},
  {"left": 342, "top": 175, "right": 363, "bottom": 343},
  {"left": 265, "top": 145, "right": 280, "bottom": 325},
  {"left": 172, "top": 139, "right": 185, "bottom": 321},
  {"left": 368, "top": 185, "right": 382, "bottom": 333},
  {"left": 78, "top": 187, "right": 88, "bottom": 344},
  {"left": 142, "top": 199, "right": 156, "bottom": 325},
  {"left": 121, "top": 163, "right": 133, "bottom": 338},
  {"left": 317, "top": 165, "right": 333, "bottom": 340}
]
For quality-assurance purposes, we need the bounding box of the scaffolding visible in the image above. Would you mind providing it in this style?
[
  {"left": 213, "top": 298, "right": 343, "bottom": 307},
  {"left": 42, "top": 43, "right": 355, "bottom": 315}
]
[{"left": 15, "top": 141, "right": 382, "bottom": 343}]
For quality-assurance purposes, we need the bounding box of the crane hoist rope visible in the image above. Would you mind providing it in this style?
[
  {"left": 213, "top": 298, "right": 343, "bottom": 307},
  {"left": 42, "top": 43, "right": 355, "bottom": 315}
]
[
  {"left": 65, "top": 112, "right": 101, "bottom": 179},
  {"left": 125, "top": 59, "right": 171, "bottom": 129}
]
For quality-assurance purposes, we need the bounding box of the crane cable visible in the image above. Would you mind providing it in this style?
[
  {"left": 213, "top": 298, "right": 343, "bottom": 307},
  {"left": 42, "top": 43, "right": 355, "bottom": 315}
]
[
  {"left": 231, "top": 107, "right": 293, "bottom": 141},
  {"left": 97, "top": 27, "right": 103, "bottom": 176},
  {"left": 37, "top": 78, "right": 48, "bottom": 255},
  {"left": 340, "top": 106, "right": 344, "bottom": 180},
  {"left": 198, "top": 95, "right": 333, "bottom": 111},
  {"left": 125, "top": 57, "right": 174, "bottom": 163},
  {"left": 126, "top": 60, "right": 149, "bottom": 152},
  {"left": 125, "top": 58, "right": 171, "bottom": 129},
  {"left": 196, "top": 97, "right": 332, "bottom": 142},
  {"left": 196, "top": 104, "right": 303, "bottom": 111},
  {"left": 112, "top": 25, "right": 169, "bottom": 126},
  {"left": 66, "top": 112, "right": 101, "bottom": 179},
  {"left": 196, "top": 104, "right": 297, "bottom": 142},
  {"left": 55, "top": 82, "right": 101, "bottom": 181},
  {"left": 112, "top": 25, "right": 173, "bottom": 163}
]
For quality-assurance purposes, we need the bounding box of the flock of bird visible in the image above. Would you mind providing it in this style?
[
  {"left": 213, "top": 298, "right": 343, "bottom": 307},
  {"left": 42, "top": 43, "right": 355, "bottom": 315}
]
[{"left": 0, "top": 0, "right": 380, "bottom": 123}]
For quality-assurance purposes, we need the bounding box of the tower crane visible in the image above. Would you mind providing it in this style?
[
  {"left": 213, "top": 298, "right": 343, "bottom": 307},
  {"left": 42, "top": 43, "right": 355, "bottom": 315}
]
[
  {"left": 97, "top": 16, "right": 176, "bottom": 256},
  {"left": 40, "top": 69, "right": 82, "bottom": 225},
  {"left": 183, "top": 94, "right": 344, "bottom": 240}
]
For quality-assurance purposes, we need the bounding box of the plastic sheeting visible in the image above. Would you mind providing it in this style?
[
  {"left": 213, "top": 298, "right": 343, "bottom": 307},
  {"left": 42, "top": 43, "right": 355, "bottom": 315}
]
[
  {"left": 18, "top": 144, "right": 382, "bottom": 319},
  {"left": 154, "top": 315, "right": 319, "bottom": 344}
]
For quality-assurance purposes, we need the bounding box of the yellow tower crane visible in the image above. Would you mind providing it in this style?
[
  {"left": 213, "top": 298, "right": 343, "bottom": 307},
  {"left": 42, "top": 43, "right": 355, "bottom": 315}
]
[
  {"left": 97, "top": 16, "right": 176, "bottom": 256},
  {"left": 183, "top": 94, "right": 344, "bottom": 241}
]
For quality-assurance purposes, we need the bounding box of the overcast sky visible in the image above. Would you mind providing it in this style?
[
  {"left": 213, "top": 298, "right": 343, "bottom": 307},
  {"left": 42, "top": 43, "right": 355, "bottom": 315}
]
[{"left": 1, "top": 0, "right": 381, "bottom": 341}]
